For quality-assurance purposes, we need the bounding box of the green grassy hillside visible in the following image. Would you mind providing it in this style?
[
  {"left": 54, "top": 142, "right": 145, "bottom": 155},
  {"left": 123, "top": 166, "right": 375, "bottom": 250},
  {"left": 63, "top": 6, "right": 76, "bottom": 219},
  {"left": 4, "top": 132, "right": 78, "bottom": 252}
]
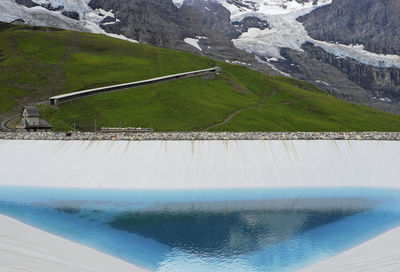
[{"left": 1, "top": 22, "right": 400, "bottom": 131}]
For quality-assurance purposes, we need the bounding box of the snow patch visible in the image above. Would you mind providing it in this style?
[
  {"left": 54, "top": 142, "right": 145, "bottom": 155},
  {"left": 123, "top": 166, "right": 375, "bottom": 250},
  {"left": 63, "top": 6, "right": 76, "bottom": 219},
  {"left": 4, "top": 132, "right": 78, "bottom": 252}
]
[
  {"left": 315, "top": 80, "right": 329, "bottom": 86},
  {"left": 172, "top": 0, "right": 184, "bottom": 8},
  {"left": 104, "top": 33, "right": 138, "bottom": 43},
  {"left": 224, "top": 59, "right": 250, "bottom": 66},
  {"left": 102, "top": 21, "right": 118, "bottom": 26},
  {"left": 96, "top": 8, "right": 120, "bottom": 25},
  {"left": 255, "top": 55, "right": 291, "bottom": 77},
  {"left": 267, "top": 57, "right": 278, "bottom": 62},
  {"left": 184, "top": 37, "right": 202, "bottom": 52},
  {"left": 379, "top": 97, "right": 392, "bottom": 103}
]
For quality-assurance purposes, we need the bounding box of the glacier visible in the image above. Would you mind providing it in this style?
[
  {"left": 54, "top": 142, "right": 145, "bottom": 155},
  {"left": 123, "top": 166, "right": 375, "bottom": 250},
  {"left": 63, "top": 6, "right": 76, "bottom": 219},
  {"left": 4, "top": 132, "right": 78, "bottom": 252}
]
[
  {"left": 223, "top": 0, "right": 400, "bottom": 69},
  {"left": 0, "top": 0, "right": 138, "bottom": 43}
]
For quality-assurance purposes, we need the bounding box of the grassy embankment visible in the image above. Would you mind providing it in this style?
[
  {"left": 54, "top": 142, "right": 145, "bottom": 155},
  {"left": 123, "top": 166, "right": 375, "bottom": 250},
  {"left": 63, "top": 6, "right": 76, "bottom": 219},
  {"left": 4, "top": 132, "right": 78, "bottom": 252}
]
[{"left": 1, "top": 22, "right": 400, "bottom": 131}]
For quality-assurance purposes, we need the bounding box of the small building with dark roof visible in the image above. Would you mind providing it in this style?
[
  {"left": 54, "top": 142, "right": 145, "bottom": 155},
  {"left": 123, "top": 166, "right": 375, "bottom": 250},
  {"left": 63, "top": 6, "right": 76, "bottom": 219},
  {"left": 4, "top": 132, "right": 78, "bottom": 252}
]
[{"left": 16, "top": 106, "right": 52, "bottom": 131}]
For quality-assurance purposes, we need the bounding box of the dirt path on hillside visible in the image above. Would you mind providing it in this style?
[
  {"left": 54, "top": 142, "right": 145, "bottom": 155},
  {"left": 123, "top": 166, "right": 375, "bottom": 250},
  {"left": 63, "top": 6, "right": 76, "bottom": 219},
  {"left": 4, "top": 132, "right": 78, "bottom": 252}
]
[
  {"left": 204, "top": 104, "right": 266, "bottom": 131},
  {"left": 203, "top": 90, "right": 279, "bottom": 131},
  {"left": 203, "top": 91, "right": 310, "bottom": 131}
]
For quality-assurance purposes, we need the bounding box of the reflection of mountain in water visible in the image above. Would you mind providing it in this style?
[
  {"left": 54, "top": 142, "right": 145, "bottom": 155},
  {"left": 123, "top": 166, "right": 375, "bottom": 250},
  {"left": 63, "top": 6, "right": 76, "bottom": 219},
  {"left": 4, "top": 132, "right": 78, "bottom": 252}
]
[
  {"left": 109, "top": 207, "right": 363, "bottom": 256},
  {"left": 1, "top": 186, "right": 400, "bottom": 272},
  {"left": 43, "top": 197, "right": 374, "bottom": 256}
]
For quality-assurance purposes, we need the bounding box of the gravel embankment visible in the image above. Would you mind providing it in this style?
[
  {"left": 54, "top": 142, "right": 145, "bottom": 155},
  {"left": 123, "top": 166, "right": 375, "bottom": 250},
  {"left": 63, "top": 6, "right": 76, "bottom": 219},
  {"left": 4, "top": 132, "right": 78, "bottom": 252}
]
[{"left": 1, "top": 131, "right": 400, "bottom": 141}]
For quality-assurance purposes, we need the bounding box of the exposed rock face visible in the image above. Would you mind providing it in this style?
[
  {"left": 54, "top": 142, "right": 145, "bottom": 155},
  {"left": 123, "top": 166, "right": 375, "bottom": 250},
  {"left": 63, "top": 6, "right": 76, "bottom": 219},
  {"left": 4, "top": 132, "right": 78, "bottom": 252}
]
[
  {"left": 42, "top": 4, "right": 64, "bottom": 11},
  {"left": 299, "top": 0, "right": 400, "bottom": 55},
  {"left": 15, "top": 0, "right": 64, "bottom": 11},
  {"left": 183, "top": 0, "right": 239, "bottom": 39},
  {"left": 232, "top": 17, "right": 269, "bottom": 33},
  {"left": 301, "top": 43, "right": 400, "bottom": 102},
  {"left": 100, "top": 16, "right": 116, "bottom": 25},
  {"left": 273, "top": 45, "right": 400, "bottom": 113},
  {"left": 226, "top": 0, "right": 257, "bottom": 10},
  {"left": 89, "top": 0, "right": 182, "bottom": 47},
  {"left": 274, "top": 48, "right": 372, "bottom": 103},
  {"left": 61, "top": 11, "right": 80, "bottom": 20},
  {"left": 87, "top": 0, "right": 273, "bottom": 72},
  {"left": 88, "top": 0, "right": 238, "bottom": 46},
  {"left": 15, "top": 0, "right": 38, "bottom": 8}
]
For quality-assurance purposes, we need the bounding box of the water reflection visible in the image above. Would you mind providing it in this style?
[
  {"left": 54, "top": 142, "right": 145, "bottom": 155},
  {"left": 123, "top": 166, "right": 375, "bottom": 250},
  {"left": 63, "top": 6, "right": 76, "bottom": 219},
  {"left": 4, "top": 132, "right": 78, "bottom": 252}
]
[
  {"left": 0, "top": 187, "right": 399, "bottom": 272},
  {"left": 109, "top": 208, "right": 363, "bottom": 256}
]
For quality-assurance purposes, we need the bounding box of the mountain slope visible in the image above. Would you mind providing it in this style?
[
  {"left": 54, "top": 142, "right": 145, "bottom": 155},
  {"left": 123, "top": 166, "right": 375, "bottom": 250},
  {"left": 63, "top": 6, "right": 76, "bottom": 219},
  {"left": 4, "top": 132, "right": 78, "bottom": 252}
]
[
  {"left": 3, "top": 0, "right": 400, "bottom": 115},
  {"left": 1, "top": 23, "right": 400, "bottom": 131},
  {"left": 0, "top": 22, "right": 215, "bottom": 115},
  {"left": 42, "top": 73, "right": 400, "bottom": 132}
]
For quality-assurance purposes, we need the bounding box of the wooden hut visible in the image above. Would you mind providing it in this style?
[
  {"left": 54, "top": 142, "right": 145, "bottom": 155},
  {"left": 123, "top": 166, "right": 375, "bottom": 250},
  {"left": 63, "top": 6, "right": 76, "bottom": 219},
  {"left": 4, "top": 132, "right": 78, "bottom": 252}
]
[{"left": 16, "top": 106, "right": 52, "bottom": 131}]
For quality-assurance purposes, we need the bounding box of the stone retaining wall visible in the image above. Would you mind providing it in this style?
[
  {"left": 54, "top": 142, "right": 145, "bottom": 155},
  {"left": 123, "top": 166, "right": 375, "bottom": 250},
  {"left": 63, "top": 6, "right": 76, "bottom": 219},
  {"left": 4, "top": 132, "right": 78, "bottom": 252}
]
[{"left": 1, "top": 132, "right": 400, "bottom": 141}]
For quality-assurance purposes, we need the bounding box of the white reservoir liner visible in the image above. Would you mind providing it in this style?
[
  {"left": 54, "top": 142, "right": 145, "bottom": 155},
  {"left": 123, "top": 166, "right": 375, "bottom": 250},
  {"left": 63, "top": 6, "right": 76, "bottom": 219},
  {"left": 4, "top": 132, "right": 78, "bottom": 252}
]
[{"left": 0, "top": 140, "right": 398, "bottom": 189}]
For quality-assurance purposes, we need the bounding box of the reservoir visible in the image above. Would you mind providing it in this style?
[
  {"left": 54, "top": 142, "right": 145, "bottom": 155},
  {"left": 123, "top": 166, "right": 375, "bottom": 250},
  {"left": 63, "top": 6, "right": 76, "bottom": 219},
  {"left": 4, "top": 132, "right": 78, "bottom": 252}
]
[
  {"left": 0, "top": 186, "right": 399, "bottom": 271},
  {"left": 1, "top": 139, "right": 400, "bottom": 271}
]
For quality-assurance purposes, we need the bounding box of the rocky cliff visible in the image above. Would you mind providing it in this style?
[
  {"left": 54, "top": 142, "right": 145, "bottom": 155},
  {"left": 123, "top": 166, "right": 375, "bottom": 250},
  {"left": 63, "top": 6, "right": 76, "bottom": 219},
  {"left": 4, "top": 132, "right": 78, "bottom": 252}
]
[
  {"left": 272, "top": 45, "right": 400, "bottom": 113},
  {"left": 299, "top": 0, "right": 400, "bottom": 55},
  {"left": 88, "top": 0, "right": 261, "bottom": 65}
]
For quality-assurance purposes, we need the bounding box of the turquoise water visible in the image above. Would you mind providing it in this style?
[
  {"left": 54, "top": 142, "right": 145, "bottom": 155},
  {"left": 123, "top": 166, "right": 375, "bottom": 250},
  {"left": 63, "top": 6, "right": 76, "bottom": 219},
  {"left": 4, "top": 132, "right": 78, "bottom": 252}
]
[{"left": 1, "top": 187, "right": 400, "bottom": 271}]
